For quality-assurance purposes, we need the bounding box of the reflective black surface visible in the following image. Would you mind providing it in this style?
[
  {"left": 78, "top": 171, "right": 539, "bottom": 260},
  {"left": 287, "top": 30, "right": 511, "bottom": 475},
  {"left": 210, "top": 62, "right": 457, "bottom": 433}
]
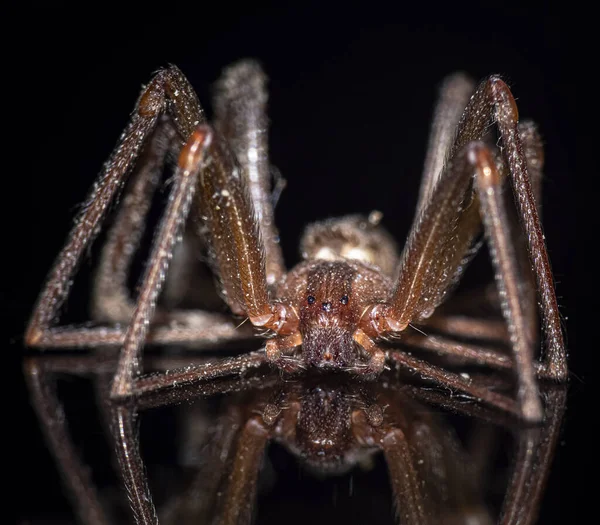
[{"left": 22, "top": 351, "right": 566, "bottom": 524}]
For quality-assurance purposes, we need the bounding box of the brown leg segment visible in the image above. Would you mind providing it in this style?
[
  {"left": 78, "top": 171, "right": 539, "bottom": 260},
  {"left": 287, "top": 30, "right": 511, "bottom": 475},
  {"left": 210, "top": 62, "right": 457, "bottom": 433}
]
[
  {"left": 394, "top": 141, "right": 542, "bottom": 420},
  {"left": 112, "top": 405, "right": 158, "bottom": 525},
  {"left": 23, "top": 320, "right": 253, "bottom": 350},
  {"left": 213, "top": 60, "right": 285, "bottom": 287},
  {"left": 92, "top": 118, "right": 177, "bottom": 323},
  {"left": 418, "top": 120, "right": 544, "bottom": 348},
  {"left": 417, "top": 72, "right": 475, "bottom": 215},
  {"left": 110, "top": 113, "right": 293, "bottom": 397},
  {"left": 217, "top": 416, "right": 271, "bottom": 525},
  {"left": 401, "top": 330, "right": 515, "bottom": 370},
  {"left": 23, "top": 359, "right": 111, "bottom": 525},
  {"left": 387, "top": 349, "right": 520, "bottom": 417},
  {"left": 461, "top": 78, "right": 565, "bottom": 380},
  {"left": 192, "top": 119, "right": 298, "bottom": 335},
  {"left": 472, "top": 143, "right": 542, "bottom": 420},
  {"left": 420, "top": 315, "right": 510, "bottom": 342},
  {"left": 361, "top": 79, "right": 564, "bottom": 419},
  {"left": 111, "top": 127, "right": 214, "bottom": 397},
  {"left": 365, "top": 77, "right": 564, "bottom": 381},
  {"left": 403, "top": 330, "right": 557, "bottom": 378},
  {"left": 26, "top": 65, "right": 205, "bottom": 349},
  {"left": 362, "top": 133, "right": 484, "bottom": 336},
  {"left": 499, "top": 385, "right": 567, "bottom": 525},
  {"left": 381, "top": 428, "right": 431, "bottom": 525},
  {"left": 197, "top": 119, "right": 270, "bottom": 321},
  {"left": 132, "top": 351, "right": 267, "bottom": 398}
]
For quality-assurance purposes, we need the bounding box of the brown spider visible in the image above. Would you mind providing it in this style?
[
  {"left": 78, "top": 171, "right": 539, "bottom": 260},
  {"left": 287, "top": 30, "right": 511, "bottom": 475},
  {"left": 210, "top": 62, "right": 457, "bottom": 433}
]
[{"left": 26, "top": 60, "right": 566, "bottom": 426}]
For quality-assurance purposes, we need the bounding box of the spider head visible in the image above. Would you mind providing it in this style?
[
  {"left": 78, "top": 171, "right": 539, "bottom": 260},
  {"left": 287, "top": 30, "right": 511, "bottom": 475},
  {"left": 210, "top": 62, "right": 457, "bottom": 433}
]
[
  {"left": 276, "top": 250, "right": 392, "bottom": 371},
  {"left": 296, "top": 261, "right": 360, "bottom": 369}
]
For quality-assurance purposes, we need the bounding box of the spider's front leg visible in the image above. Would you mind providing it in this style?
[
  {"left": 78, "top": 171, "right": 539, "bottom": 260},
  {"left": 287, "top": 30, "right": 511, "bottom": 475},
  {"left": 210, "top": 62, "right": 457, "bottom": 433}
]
[
  {"left": 111, "top": 120, "right": 297, "bottom": 398},
  {"left": 25, "top": 65, "right": 208, "bottom": 349},
  {"left": 359, "top": 138, "right": 542, "bottom": 419},
  {"left": 24, "top": 61, "right": 288, "bottom": 398},
  {"left": 359, "top": 77, "right": 565, "bottom": 421}
]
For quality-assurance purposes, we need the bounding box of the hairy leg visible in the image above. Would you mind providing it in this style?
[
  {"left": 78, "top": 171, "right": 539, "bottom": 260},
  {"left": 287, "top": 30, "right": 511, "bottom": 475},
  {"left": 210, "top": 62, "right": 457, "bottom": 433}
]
[
  {"left": 214, "top": 60, "right": 285, "bottom": 286},
  {"left": 417, "top": 72, "right": 475, "bottom": 215},
  {"left": 26, "top": 65, "right": 206, "bottom": 349},
  {"left": 23, "top": 358, "right": 111, "bottom": 525}
]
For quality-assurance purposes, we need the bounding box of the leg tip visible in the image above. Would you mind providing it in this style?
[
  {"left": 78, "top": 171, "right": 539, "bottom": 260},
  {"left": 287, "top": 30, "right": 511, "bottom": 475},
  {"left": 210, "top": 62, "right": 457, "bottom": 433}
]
[{"left": 25, "top": 327, "right": 43, "bottom": 347}]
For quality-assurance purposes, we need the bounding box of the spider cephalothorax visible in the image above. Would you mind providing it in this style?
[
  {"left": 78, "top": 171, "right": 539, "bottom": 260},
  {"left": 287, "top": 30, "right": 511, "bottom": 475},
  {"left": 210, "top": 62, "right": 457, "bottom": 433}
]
[
  {"left": 265, "top": 213, "right": 399, "bottom": 372},
  {"left": 277, "top": 258, "right": 389, "bottom": 369}
]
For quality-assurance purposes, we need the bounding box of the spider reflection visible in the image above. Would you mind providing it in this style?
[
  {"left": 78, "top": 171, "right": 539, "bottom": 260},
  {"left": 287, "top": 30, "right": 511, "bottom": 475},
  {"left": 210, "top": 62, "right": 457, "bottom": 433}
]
[{"left": 25, "top": 354, "right": 565, "bottom": 524}]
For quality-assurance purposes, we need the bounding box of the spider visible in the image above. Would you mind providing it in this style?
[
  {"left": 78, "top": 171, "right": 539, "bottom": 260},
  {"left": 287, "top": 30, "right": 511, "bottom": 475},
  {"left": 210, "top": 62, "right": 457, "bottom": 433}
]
[{"left": 25, "top": 59, "right": 566, "bottom": 430}]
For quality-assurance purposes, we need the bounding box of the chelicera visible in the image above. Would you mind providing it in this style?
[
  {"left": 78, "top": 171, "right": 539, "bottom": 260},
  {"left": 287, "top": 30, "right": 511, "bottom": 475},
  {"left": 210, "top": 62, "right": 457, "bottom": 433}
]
[{"left": 26, "top": 59, "right": 566, "bottom": 431}]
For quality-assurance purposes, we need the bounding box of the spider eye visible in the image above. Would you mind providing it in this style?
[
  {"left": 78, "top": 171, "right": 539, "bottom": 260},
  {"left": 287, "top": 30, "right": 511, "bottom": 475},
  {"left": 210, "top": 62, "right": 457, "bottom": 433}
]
[
  {"left": 307, "top": 295, "right": 316, "bottom": 305},
  {"left": 340, "top": 295, "right": 349, "bottom": 305}
]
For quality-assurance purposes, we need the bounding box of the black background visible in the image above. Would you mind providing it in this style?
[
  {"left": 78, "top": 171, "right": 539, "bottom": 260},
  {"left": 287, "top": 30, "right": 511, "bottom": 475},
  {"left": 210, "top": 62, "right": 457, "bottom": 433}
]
[{"left": 9, "top": 2, "right": 577, "bottom": 523}]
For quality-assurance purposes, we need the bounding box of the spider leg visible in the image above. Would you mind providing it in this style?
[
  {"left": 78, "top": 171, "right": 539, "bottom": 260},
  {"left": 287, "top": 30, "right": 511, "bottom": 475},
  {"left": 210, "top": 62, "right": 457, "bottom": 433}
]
[
  {"left": 217, "top": 416, "right": 271, "bottom": 525},
  {"left": 111, "top": 105, "right": 299, "bottom": 395},
  {"left": 214, "top": 60, "right": 285, "bottom": 286},
  {"left": 401, "top": 331, "right": 515, "bottom": 370},
  {"left": 358, "top": 78, "right": 564, "bottom": 420},
  {"left": 191, "top": 115, "right": 298, "bottom": 336},
  {"left": 463, "top": 79, "right": 564, "bottom": 381},
  {"left": 397, "top": 141, "right": 541, "bottom": 419},
  {"left": 91, "top": 116, "right": 255, "bottom": 347},
  {"left": 471, "top": 143, "right": 543, "bottom": 419},
  {"left": 111, "top": 126, "right": 227, "bottom": 397},
  {"left": 387, "top": 348, "right": 520, "bottom": 416},
  {"left": 508, "top": 119, "right": 546, "bottom": 344},
  {"left": 421, "top": 314, "right": 510, "bottom": 342},
  {"left": 111, "top": 404, "right": 159, "bottom": 524},
  {"left": 380, "top": 428, "right": 432, "bottom": 524},
  {"left": 418, "top": 119, "right": 544, "bottom": 346},
  {"left": 91, "top": 117, "right": 176, "bottom": 324},
  {"left": 95, "top": 62, "right": 286, "bottom": 340},
  {"left": 23, "top": 358, "right": 111, "bottom": 525},
  {"left": 25, "top": 65, "right": 239, "bottom": 350},
  {"left": 500, "top": 384, "right": 567, "bottom": 525},
  {"left": 518, "top": 121, "right": 544, "bottom": 210},
  {"left": 402, "top": 331, "right": 567, "bottom": 381},
  {"left": 407, "top": 119, "right": 546, "bottom": 365},
  {"left": 132, "top": 351, "right": 268, "bottom": 398},
  {"left": 416, "top": 72, "right": 475, "bottom": 215}
]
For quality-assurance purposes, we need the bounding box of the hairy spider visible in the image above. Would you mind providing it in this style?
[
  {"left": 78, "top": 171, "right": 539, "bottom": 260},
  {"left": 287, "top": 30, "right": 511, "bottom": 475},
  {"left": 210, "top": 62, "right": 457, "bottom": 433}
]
[{"left": 26, "top": 60, "right": 566, "bottom": 430}]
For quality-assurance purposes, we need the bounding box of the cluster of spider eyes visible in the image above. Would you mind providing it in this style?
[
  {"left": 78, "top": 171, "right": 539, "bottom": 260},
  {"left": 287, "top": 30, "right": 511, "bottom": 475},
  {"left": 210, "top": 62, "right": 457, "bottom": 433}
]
[{"left": 307, "top": 294, "right": 349, "bottom": 311}]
